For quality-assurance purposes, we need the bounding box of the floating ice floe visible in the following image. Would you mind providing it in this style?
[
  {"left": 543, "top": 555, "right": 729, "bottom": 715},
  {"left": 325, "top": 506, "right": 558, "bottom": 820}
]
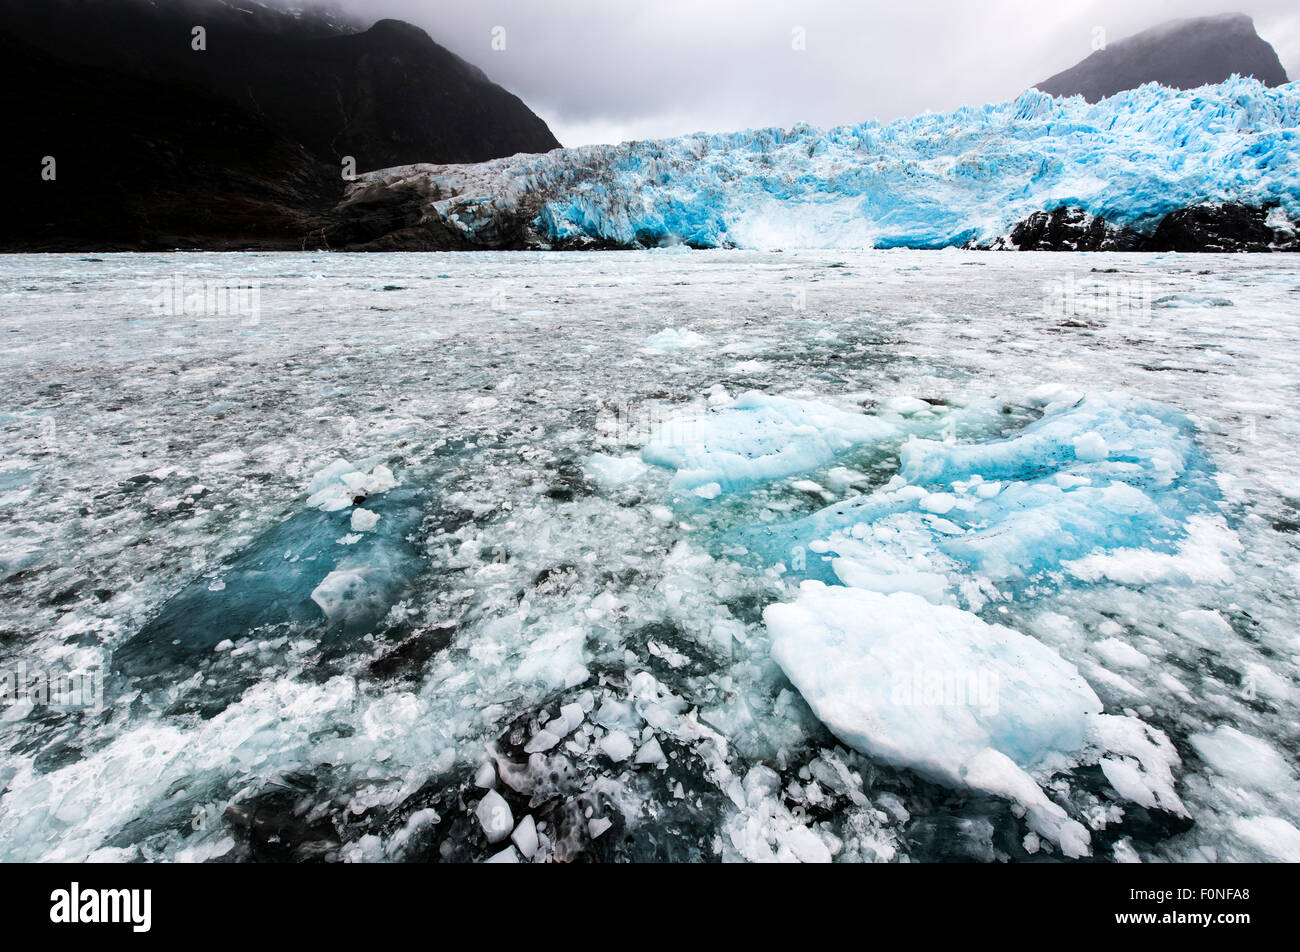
[
  {"left": 641, "top": 328, "right": 712, "bottom": 353},
  {"left": 731, "top": 391, "right": 1224, "bottom": 597},
  {"left": 1188, "top": 726, "right": 1294, "bottom": 790},
  {"left": 583, "top": 452, "right": 650, "bottom": 488},
  {"left": 305, "top": 459, "right": 398, "bottom": 512},
  {"left": 642, "top": 391, "right": 896, "bottom": 497},
  {"left": 766, "top": 585, "right": 1184, "bottom": 857}
]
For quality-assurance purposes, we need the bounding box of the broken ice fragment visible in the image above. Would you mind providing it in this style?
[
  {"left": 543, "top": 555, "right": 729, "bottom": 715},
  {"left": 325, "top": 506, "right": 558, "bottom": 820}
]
[
  {"left": 476, "top": 790, "right": 513, "bottom": 844},
  {"left": 599, "top": 730, "right": 635, "bottom": 763},
  {"left": 635, "top": 737, "right": 667, "bottom": 766},
  {"left": 511, "top": 815, "right": 539, "bottom": 859}
]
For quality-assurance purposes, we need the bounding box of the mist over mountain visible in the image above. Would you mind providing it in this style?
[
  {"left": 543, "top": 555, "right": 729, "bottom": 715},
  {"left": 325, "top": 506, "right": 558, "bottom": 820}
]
[{"left": 1035, "top": 13, "right": 1289, "bottom": 103}]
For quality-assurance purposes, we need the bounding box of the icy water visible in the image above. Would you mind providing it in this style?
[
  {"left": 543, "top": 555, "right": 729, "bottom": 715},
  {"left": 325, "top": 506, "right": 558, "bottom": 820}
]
[{"left": 1, "top": 249, "right": 1297, "bottom": 863}]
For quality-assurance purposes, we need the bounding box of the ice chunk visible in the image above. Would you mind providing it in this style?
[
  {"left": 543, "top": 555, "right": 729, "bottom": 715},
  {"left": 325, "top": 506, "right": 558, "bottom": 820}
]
[
  {"left": 884, "top": 396, "right": 933, "bottom": 416},
  {"left": 766, "top": 583, "right": 1109, "bottom": 853},
  {"left": 791, "top": 479, "right": 827, "bottom": 495},
  {"left": 1093, "top": 638, "right": 1150, "bottom": 671},
  {"left": 525, "top": 702, "right": 584, "bottom": 752},
  {"left": 306, "top": 462, "right": 398, "bottom": 512},
  {"left": 825, "top": 466, "right": 869, "bottom": 492},
  {"left": 1232, "top": 817, "right": 1300, "bottom": 862},
  {"left": 641, "top": 328, "right": 711, "bottom": 352},
  {"left": 306, "top": 458, "right": 356, "bottom": 497},
  {"left": 1189, "top": 726, "right": 1293, "bottom": 789},
  {"left": 476, "top": 790, "right": 513, "bottom": 844},
  {"left": 919, "top": 492, "right": 956, "bottom": 515},
  {"left": 514, "top": 626, "right": 589, "bottom": 690},
  {"left": 310, "top": 562, "right": 397, "bottom": 627},
  {"left": 643, "top": 391, "right": 895, "bottom": 497},
  {"left": 600, "top": 733, "right": 637, "bottom": 764},
  {"left": 635, "top": 736, "right": 667, "bottom": 766},
  {"left": 523, "top": 728, "right": 562, "bottom": 754},
  {"left": 584, "top": 453, "right": 650, "bottom": 489},
  {"left": 1090, "top": 713, "right": 1186, "bottom": 816},
  {"left": 767, "top": 583, "right": 1191, "bottom": 853},
  {"left": 511, "top": 815, "right": 539, "bottom": 859},
  {"left": 767, "top": 584, "right": 1102, "bottom": 784},
  {"left": 350, "top": 509, "right": 381, "bottom": 532}
]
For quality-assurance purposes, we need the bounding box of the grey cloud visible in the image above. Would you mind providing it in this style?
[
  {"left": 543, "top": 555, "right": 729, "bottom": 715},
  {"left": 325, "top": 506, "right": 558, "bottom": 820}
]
[{"left": 300, "top": 1, "right": 1300, "bottom": 146}]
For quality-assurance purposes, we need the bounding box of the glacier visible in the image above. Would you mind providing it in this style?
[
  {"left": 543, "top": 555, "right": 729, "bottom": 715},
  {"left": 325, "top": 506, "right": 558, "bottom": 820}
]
[{"left": 349, "top": 76, "right": 1300, "bottom": 251}]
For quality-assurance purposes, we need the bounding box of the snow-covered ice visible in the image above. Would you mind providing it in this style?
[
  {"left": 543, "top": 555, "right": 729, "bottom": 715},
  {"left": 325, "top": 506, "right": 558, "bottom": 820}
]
[{"left": 1, "top": 249, "right": 1298, "bottom": 864}]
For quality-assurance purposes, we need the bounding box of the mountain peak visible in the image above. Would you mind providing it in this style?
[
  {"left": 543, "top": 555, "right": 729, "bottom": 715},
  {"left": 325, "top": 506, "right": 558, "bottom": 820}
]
[
  {"left": 362, "top": 18, "right": 435, "bottom": 44},
  {"left": 1035, "top": 13, "right": 1289, "bottom": 103}
]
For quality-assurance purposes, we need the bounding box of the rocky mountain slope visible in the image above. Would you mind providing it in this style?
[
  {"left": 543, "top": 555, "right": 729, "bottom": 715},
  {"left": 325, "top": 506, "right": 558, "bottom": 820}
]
[
  {"left": 0, "top": 0, "right": 560, "bottom": 250},
  {"left": 1035, "top": 13, "right": 1288, "bottom": 103}
]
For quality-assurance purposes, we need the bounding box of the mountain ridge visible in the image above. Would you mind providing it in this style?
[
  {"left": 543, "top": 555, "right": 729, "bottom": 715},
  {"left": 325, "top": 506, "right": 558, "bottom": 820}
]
[
  {"left": 0, "top": 0, "right": 561, "bottom": 250},
  {"left": 1035, "top": 13, "right": 1288, "bottom": 103}
]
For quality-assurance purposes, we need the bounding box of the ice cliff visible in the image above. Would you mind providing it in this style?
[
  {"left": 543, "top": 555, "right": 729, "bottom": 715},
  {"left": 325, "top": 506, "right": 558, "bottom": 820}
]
[{"left": 338, "top": 76, "right": 1300, "bottom": 251}]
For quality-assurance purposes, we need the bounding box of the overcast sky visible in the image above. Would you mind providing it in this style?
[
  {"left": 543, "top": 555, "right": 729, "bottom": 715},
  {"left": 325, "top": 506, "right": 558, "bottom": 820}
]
[{"left": 312, "top": 1, "right": 1300, "bottom": 147}]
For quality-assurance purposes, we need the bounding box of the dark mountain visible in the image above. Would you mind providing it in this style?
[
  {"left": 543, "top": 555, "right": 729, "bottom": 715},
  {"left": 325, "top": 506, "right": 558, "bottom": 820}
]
[
  {"left": 0, "top": 0, "right": 561, "bottom": 250},
  {"left": 1035, "top": 13, "right": 1289, "bottom": 103},
  {"left": 1, "top": 28, "right": 337, "bottom": 251}
]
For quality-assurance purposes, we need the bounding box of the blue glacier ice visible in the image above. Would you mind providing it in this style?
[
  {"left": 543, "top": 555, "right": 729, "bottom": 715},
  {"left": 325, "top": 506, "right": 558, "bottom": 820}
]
[
  {"left": 750, "top": 392, "right": 1211, "bottom": 854},
  {"left": 113, "top": 461, "right": 426, "bottom": 680},
  {"left": 366, "top": 77, "right": 1300, "bottom": 250},
  {"left": 726, "top": 392, "right": 1222, "bottom": 597}
]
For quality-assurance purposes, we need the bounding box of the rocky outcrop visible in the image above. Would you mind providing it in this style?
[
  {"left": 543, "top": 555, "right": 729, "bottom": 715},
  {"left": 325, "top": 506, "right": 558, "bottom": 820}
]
[
  {"left": 998, "top": 203, "right": 1300, "bottom": 253},
  {"left": 1036, "top": 14, "right": 1288, "bottom": 103},
  {"left": 1002, "top": 207, "right": 1146, "bottom": 252},
  {"left": 1147, "top": 204, "right": 1299, "bottom": 253}
]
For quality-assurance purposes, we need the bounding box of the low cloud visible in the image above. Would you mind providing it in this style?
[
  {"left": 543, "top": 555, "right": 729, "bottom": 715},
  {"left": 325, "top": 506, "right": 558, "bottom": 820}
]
[{"left": 295, "top": 1, "right": 1300, "bottom": 146}]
